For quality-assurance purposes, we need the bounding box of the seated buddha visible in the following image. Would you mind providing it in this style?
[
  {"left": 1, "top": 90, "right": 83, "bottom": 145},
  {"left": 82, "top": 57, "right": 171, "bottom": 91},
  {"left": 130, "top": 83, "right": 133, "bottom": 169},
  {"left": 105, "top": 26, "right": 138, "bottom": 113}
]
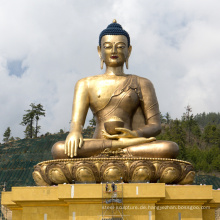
[{"left": 52, "top": 20, "right": 179, "bottom": 159}]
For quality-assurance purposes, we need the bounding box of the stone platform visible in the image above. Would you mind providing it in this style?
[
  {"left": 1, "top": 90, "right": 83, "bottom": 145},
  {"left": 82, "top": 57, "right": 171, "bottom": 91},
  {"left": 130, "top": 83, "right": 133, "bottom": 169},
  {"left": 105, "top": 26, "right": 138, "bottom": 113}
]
[
  {"left": 1, "top": 184, "right": 220, "bottom": 220},
  {"left": 32, "top": 157, "right": 195, "bottom": 186}
]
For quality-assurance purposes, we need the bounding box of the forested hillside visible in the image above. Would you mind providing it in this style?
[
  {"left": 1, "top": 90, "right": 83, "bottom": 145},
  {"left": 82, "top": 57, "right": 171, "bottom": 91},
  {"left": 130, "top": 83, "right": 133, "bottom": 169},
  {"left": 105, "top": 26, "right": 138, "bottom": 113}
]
[
  {"left": 158, "top": 110, "right": 220, "bottom": 173},
  {"left": 0, "top": 133, "right": 67, "bottom": 191}
]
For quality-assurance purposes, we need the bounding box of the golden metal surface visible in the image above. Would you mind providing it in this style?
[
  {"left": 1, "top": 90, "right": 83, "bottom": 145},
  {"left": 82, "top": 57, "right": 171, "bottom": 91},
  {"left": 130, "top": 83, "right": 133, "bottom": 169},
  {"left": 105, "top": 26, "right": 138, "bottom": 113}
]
[
  {"left": 33, "top": 158, "right": 195, "bottom": 185},
  {"left": 51, "top": 21, "right": 180, "bottom": 160},
  {"left": 104, "top": 116, "right": 124, "bottom": 135}
]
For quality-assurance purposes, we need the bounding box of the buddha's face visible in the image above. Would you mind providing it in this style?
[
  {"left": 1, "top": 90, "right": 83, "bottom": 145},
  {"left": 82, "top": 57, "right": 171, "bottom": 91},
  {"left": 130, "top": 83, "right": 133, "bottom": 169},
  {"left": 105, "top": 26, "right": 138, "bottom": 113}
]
[{"left": 98, "top": 35, "right": 132, "bottom": 68}]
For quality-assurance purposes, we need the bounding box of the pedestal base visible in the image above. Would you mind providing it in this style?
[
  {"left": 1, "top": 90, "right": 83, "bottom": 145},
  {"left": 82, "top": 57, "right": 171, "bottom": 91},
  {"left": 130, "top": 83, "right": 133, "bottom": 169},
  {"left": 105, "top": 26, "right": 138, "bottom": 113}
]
[
  {"left": 1, "top": 184, "right": 220, "bottom": 220},
  {"left": 33, "top": 158, "right": 195, "bottom": 186}
]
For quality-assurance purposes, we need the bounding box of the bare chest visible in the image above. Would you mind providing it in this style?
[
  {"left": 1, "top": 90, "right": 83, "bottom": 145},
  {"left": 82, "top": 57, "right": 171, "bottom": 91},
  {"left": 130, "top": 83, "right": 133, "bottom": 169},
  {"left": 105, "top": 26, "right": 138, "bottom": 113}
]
[{"left": 89, "top": 78, "right": 125, "bottom": 112}]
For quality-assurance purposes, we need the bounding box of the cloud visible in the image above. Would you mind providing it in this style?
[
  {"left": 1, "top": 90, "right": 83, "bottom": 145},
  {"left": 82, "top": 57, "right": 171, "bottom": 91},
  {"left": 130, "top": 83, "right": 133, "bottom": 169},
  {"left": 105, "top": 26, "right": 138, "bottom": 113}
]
[{"left": 0, "top": 0, "right": 220, "bottom": 139}]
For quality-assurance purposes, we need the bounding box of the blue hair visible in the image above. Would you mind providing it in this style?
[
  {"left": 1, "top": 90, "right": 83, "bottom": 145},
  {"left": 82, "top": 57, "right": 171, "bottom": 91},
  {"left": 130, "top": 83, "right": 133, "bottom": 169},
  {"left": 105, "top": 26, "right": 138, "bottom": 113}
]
[{"left": 99, "top": 21, "right": 130, "bottom": 47}]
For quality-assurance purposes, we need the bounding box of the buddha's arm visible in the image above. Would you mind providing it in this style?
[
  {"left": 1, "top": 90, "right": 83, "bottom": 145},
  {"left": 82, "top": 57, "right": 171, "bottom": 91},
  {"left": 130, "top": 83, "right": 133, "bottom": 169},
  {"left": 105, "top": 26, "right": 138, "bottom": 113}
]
[
  {"left": 65, "top": 78, "right": 89, "bottom": 157},
  {"left": 136, "top": 77, "right": 161, "bottom": 138}
]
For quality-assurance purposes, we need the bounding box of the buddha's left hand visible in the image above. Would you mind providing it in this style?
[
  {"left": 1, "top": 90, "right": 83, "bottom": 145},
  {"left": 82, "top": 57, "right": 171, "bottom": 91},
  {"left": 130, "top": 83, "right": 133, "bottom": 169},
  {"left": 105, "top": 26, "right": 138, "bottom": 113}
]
[{"left": 102, "top": 127, "right": 138, "bottom": 139}]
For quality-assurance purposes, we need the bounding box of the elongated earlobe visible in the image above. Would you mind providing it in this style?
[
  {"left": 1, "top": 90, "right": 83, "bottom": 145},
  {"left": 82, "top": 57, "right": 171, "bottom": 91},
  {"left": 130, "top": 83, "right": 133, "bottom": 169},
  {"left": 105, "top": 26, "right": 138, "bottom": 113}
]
[
  {"left": 126, "top": 46, "right": 132, "bottom": 69},
  {"left": 101, "top": 59, "right": 104, "bottom": 69},
  {"left": 126, "top": 59, "right": 129, "bottom": 69}
]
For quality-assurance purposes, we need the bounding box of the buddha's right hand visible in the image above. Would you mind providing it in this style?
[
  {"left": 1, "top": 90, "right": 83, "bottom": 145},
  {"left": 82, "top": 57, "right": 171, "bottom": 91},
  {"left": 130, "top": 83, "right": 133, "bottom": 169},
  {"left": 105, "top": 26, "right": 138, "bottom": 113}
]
[{"left": 64, "top": 131, "right": 83, "bottom": 157}]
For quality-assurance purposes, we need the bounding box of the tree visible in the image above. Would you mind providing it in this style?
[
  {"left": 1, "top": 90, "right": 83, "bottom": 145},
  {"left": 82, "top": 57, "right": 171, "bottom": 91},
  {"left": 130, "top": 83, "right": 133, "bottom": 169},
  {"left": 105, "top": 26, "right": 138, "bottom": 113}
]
[
  {"left": 195, "top": 112, "right": 220, "bottom": 128},
  {"left": 182, "top": 105, "right": 199, "bottom": 143},
  {"left": 34, "top": 104, "right": 45, "bottom": 138},
  {"left": 3, "top": 127, "right": 11, "bottom": 143},
  {"left": 23, "top": 124, "right": 34, "bottom": 139},
  {"left": 165, "top": 112, "right": 171, "bottom": 125},
  {"left": 182, "top": 105, "right": 192, "bottom": 121},
  {"left": 82, "top": 116, "right": 96, "bottom": 138},
  {"left": 9, "top": 136, "right": 15, "bottom": 142},
  {"left": 160, "top": 112, "right": 166, "bottom": 124},
  {"left": 59, "top": 129, "right": 64, "bottom": 134},
  {"left": 202, "top": 124, "right": 220, "bottom": 146},
  {"left": 158, "top": 108, "right": 220, "bottom": 173},
  {"left": 20, "top": 103, "right": 35, "bottom": 138},
  {"left": 88, "top": 116, "right": 96, "bottom": 127},
  {"left": 20, "top": 103, "right": 45, "bottom": 138},
  {"left": 157, "top": 119, "right": 187, "bottom": 160}
]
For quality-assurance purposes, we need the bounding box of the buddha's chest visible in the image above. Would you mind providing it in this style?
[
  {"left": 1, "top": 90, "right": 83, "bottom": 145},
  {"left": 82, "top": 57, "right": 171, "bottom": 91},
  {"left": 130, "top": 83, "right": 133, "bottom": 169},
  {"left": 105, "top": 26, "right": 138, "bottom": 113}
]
[
  {"left": 89, "top": 84, "right": 140, "bottom": 114},
  {"left": 89, "top": 80, "right": 120, "bottom": 108},
  {"left": 91, "top": 80, "right": 119, "bottom": 98}
]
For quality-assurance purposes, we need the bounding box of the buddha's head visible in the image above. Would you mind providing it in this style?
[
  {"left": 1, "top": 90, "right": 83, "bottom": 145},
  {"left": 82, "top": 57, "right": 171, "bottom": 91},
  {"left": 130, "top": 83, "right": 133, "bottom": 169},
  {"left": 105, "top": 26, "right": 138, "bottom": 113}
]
[{"left": 97, "top": 19, "right": 132, "bottom": 69}]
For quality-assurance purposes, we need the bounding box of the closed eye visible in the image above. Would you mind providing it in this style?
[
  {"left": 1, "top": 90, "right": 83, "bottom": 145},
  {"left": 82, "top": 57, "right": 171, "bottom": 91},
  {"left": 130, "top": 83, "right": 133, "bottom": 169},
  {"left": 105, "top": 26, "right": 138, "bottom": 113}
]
[
  {"left": 117, "top": 45, "right": 125, "bottom": 49},
  {"left": 103, "top": 45, "right": 112, "bottom": 49}
]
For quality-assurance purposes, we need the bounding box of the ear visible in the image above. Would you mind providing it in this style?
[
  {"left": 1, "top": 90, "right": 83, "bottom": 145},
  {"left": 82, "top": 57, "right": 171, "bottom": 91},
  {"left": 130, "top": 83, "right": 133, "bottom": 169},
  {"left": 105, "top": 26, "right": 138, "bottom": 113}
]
[
  {"left": 125, "top": 46, "right": 132, "bottom": 69},
  {"left": 97, "top": 46, "right": 101, "bottom": 59},
  {"left": 128, "top": 45, "right": 132, "bottom": 59}
]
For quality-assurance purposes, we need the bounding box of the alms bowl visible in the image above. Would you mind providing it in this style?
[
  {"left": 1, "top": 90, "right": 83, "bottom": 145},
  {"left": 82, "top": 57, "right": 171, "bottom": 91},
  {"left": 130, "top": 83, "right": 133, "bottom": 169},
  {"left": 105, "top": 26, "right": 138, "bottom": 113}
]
[{"left": 104, "top": 120, "right": 124, "bottom": 135}]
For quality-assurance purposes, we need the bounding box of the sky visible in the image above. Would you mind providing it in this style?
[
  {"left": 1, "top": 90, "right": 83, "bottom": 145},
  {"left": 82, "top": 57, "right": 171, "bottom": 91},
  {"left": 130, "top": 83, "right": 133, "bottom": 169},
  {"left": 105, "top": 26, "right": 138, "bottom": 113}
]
[{"left": 0, "top": 0, "right": 220, "bottom": 140}]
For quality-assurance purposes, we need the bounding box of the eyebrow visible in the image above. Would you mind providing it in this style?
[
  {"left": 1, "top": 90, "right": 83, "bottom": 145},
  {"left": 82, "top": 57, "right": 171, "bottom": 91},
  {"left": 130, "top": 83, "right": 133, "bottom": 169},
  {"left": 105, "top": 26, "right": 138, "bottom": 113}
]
[{"left": 103, "top": 42, "right": 126, "bottom": 45}]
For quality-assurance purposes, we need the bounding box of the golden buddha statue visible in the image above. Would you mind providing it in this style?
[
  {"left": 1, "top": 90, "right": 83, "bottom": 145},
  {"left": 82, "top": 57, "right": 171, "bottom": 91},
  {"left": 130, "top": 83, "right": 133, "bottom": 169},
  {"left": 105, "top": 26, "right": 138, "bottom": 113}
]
[
  {"left": 51, "top": 20, "right": 179, "bottom": 160},
  {"left": 33, "top": 20, "right": 194, "bottom": 186}
]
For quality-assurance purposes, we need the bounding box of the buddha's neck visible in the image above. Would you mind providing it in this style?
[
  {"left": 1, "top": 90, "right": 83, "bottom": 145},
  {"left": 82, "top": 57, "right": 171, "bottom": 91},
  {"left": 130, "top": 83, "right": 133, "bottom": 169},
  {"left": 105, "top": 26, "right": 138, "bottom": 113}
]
[{"left": 104, "top": 66, "right": 125, "bottom": 76}]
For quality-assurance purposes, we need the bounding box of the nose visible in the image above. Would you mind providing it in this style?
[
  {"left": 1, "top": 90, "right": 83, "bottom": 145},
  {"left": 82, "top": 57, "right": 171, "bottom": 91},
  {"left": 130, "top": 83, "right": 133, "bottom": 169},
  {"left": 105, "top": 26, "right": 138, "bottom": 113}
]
[{"left": 111, "top": 44, "right": 117, "bottom": 53}]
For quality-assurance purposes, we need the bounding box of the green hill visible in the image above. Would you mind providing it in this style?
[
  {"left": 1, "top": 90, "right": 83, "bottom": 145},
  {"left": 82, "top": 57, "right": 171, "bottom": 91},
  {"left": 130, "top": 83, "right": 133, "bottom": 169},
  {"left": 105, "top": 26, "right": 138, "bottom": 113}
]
[
  {"left": 194, "top": 174, "right": 220, "bottom": 189},
  {"left": 0, "top": 134, "right": 220, "bottom": 191},
  {"left": 0, "top": 133, "right": 68, "bottom": 191}
]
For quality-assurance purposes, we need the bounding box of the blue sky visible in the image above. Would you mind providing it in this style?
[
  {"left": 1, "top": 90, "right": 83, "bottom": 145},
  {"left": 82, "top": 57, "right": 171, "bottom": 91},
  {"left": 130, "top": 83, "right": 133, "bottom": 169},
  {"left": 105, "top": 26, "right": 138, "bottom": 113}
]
[
  {"left": 0, "top": 0, "right": 220, "bottom": 139},
  {"left": 7, "top": 60, "right": 27, "bottom": 77}
]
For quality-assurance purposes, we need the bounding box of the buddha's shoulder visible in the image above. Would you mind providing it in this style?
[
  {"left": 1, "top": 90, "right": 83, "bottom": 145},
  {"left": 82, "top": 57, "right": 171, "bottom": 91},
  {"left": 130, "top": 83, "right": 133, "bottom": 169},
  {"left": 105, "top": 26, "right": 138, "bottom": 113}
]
[
  {"left": 132, "top": 75, "right": 154, "bottom": 87},
  {"left": 75, "top": 75, "right": 100, "bottom": 86},
  {"left": 76, "top": 74, "right": 154, "bottom": 87},
  {"left": 77, "top": 74, "right": 105, "bottom": 82}
]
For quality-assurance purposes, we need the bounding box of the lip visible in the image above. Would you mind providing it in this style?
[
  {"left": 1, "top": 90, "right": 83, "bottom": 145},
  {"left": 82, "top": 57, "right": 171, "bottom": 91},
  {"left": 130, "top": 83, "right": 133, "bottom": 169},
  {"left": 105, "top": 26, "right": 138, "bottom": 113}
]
[{"left": 110, "top": 55, "right": 118, "bottom": 59}]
